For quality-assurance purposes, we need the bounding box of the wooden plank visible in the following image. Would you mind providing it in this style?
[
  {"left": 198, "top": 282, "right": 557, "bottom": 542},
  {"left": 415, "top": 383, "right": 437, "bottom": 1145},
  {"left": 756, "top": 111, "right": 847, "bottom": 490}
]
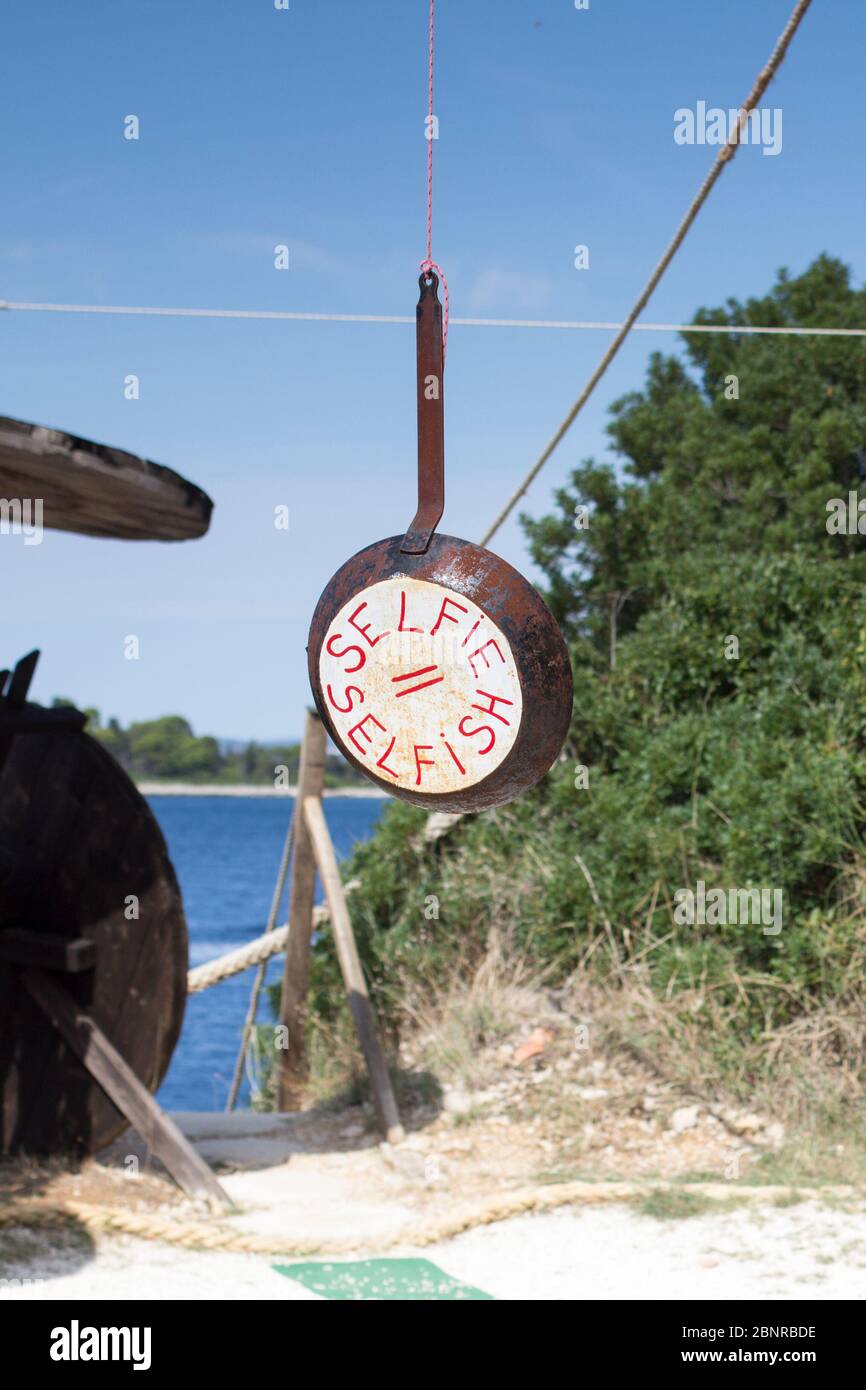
[
  {"left": 22, "top": 968, "right": 231, "bottom": 1210},
  {"left": 0, "top": 931, "right": 96, "bottom": 972},
  {"left": 277, "top": 711, "right": 326, "bottom": 1110},
  {"left": 303, "top": 795, "right": 404, "bottom": 1144},
  {"left": 0, "top": 414, "right": 213, "bottom": 541}
]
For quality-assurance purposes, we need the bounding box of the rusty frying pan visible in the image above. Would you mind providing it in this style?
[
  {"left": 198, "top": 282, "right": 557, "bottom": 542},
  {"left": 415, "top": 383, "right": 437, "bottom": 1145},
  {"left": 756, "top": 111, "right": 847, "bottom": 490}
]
[{"left": 308, "top": 273, "right": 573, "bottom": 813}]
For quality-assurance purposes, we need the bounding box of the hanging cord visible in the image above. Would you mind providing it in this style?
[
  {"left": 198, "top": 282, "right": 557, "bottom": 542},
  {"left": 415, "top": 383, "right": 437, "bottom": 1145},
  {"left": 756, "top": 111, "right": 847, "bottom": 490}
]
[
  {"left": 419, "top": 0, "right": 449, "bottom": 361},
  {"left": 479, "top": 0, "right": 814, "bottom": 548},
  {"left": 225, "top": 810, "right": 295, "bottom": 1112}
]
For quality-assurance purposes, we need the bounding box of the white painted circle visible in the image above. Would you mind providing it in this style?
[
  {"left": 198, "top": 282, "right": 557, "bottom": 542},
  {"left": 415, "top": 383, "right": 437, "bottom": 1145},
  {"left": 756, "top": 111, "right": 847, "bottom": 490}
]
[{"left": 318, "top": 576, "right": 523, "bottom": 795}]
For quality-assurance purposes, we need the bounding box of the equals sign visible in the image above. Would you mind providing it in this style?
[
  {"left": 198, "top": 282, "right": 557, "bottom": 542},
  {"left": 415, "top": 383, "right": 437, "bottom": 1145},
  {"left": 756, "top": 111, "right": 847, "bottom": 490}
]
[{"left": 392, "top": 664, "right": 444, "bottom": 697}]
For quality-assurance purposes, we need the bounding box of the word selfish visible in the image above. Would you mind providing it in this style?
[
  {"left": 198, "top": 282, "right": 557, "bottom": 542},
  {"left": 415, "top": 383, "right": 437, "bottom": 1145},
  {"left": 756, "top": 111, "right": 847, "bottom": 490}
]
[{"left": 319, "top": 578, "right": 522, "bottom": 793}]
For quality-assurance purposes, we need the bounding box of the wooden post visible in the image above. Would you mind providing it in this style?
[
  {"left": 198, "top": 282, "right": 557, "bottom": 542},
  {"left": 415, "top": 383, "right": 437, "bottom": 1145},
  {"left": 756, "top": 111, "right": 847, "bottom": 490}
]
[
  {"left": 23, "top": 968, "right": 232, "bottom": 1211},
  {"left": 304, "top": 795, "right": 404, "bottom": 1144},
  {"left": 277, "top": 710, "right": 326, "bottom": 1110}
]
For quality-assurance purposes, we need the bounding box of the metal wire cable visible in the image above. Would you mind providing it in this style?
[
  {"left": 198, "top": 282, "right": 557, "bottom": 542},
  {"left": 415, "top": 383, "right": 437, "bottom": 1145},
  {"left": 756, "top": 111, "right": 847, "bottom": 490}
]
[{"left": 2, "top": 300, "right": 861, "bottom": 336}]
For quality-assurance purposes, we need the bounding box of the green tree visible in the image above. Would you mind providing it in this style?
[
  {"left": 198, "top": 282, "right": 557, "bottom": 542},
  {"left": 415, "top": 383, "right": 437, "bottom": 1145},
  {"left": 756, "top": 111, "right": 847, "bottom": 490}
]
[{"left": 125, "top": 716, "right": 222, "bottom": 780}]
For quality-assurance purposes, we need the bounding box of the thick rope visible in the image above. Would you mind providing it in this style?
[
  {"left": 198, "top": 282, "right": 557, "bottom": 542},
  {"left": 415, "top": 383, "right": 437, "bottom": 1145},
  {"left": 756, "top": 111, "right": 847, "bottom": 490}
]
[
  {"left": 418, "top": 0, "right": 449, "bottom": 360},
  {"left": 0, "top": 1179, "right": 858, "bottom": 1258},
  {"left": 479, "top": 0, "right": 814, "bottom": 547},
  {"left": 187, "top": 927, "right": 290, "bottom": 994},
  {"left": 187, "top": 888, "right": 356, "bottom": 995}
]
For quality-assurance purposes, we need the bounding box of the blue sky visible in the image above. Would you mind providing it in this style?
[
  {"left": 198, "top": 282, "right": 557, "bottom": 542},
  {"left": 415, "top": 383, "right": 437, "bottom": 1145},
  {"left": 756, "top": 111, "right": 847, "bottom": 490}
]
[{"left": 2, "top": 0, "right": 863, "bottom": 741}]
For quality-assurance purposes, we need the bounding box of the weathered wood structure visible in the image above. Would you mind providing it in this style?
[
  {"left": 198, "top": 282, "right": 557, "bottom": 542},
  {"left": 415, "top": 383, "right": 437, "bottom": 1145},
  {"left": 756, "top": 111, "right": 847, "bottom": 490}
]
[
  {"left": 0, "top": 414, "right": 212, "bottom": 541},
  {"left": 0, "top": 418, "right": 224, "bottom": 1202},
  {"left": 0, "top": 404, "right": 401, "bottom": 1179}
]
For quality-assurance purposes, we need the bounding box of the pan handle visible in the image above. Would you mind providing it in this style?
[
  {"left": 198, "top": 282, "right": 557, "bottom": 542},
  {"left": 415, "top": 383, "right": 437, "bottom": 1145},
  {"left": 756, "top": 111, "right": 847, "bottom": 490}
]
[{"left": 400, "top": 272, "right": 445, "bottom": 554}]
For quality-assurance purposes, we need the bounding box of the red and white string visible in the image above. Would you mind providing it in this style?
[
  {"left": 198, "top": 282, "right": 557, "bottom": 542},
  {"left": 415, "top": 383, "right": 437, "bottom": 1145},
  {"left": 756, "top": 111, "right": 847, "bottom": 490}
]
[{"left": 419, "top": 0, "right": 449, "bottom": 362}]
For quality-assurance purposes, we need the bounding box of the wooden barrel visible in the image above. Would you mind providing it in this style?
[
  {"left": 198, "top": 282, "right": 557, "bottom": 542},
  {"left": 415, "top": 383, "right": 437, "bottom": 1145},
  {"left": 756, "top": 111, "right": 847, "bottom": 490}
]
[{"left": 0, "top": 729, "right": 188, "bottom": 1154}]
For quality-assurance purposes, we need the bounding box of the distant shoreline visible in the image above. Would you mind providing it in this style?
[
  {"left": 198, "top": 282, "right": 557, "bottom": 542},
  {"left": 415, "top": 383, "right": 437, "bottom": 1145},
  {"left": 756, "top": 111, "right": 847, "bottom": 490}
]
[{"left": 137, "top": 781, "right": 389, "bottom": 799}]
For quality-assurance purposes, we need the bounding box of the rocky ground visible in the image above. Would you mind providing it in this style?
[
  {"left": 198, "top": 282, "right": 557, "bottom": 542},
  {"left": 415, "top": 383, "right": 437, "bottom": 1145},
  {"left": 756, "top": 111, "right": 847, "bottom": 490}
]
[
  {"left": 0, "top": 1016, "right": 797, "bottom": 1222},
  {"left": 1, "top": 1012, "right": 861, "bottom": 1300}
]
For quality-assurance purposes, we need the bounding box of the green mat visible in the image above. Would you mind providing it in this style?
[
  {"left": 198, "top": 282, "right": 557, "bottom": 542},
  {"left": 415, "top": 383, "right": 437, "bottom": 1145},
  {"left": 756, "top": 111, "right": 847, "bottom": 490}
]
[{"left": 273, "top": 1257, "right": 493, "bottom": 1300}]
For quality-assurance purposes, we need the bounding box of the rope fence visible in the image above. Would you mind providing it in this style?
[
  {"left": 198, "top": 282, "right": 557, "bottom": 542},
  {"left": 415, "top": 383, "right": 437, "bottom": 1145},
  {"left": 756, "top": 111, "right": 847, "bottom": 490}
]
[
  {"left": 187, "top": 894, "right": 354, "bottom": 994},
  {"left": 187, "top": 926, "right": 290, "bottom": 995}
]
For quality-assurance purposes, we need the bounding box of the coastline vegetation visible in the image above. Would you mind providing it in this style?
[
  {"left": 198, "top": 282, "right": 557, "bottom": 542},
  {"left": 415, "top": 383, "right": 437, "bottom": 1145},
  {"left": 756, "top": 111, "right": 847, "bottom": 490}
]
[{"left": 53, "top": 707, "right": 364, "bottom": 789}]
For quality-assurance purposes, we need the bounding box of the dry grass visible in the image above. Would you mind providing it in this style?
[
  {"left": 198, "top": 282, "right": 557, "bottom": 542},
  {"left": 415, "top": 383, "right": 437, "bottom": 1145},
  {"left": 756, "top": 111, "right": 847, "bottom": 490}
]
[
  {"left": 250, "top": 914, "right": 866, "bottom": 1191},
  {"left": 553, "top": 961, "right": 866, "bottom": 1187},
  {"left": 285, "top": 930, "right": 555, "bottom": 1109},
  {"left": 400, "top": 932, "right": 555, "bottom": 1092}
]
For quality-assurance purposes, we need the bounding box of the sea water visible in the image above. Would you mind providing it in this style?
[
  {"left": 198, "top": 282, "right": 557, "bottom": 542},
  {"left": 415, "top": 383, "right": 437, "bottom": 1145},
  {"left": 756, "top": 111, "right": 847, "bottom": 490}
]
[{"left": 149, "top": 795, "right": 386, "bottom": 1111}]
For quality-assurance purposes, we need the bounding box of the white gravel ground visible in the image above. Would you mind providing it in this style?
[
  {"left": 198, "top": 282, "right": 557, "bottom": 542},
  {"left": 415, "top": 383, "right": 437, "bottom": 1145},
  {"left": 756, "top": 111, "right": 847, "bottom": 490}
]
[{"left": 2, "top": 1200, "right": 865, "bottom": 1300}]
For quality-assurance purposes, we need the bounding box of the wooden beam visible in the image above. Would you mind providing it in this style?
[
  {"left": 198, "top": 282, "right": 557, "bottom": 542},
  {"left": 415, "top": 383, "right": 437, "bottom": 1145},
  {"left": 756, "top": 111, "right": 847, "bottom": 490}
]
[
  {"left": 303, "top": 795, "right": 404, "bottom": 1144},
  {"left": 277, "top": 710, "right": 326, "bottom": 1110},
  {"left": 0, "top": 931, "right": 96, "bottom": 973},
  {"left": 23, "top": 968, "right": 232, "bottom": 1210},
  {"left": 0, "top": 415, "right": 213, "bottom": 542}
]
